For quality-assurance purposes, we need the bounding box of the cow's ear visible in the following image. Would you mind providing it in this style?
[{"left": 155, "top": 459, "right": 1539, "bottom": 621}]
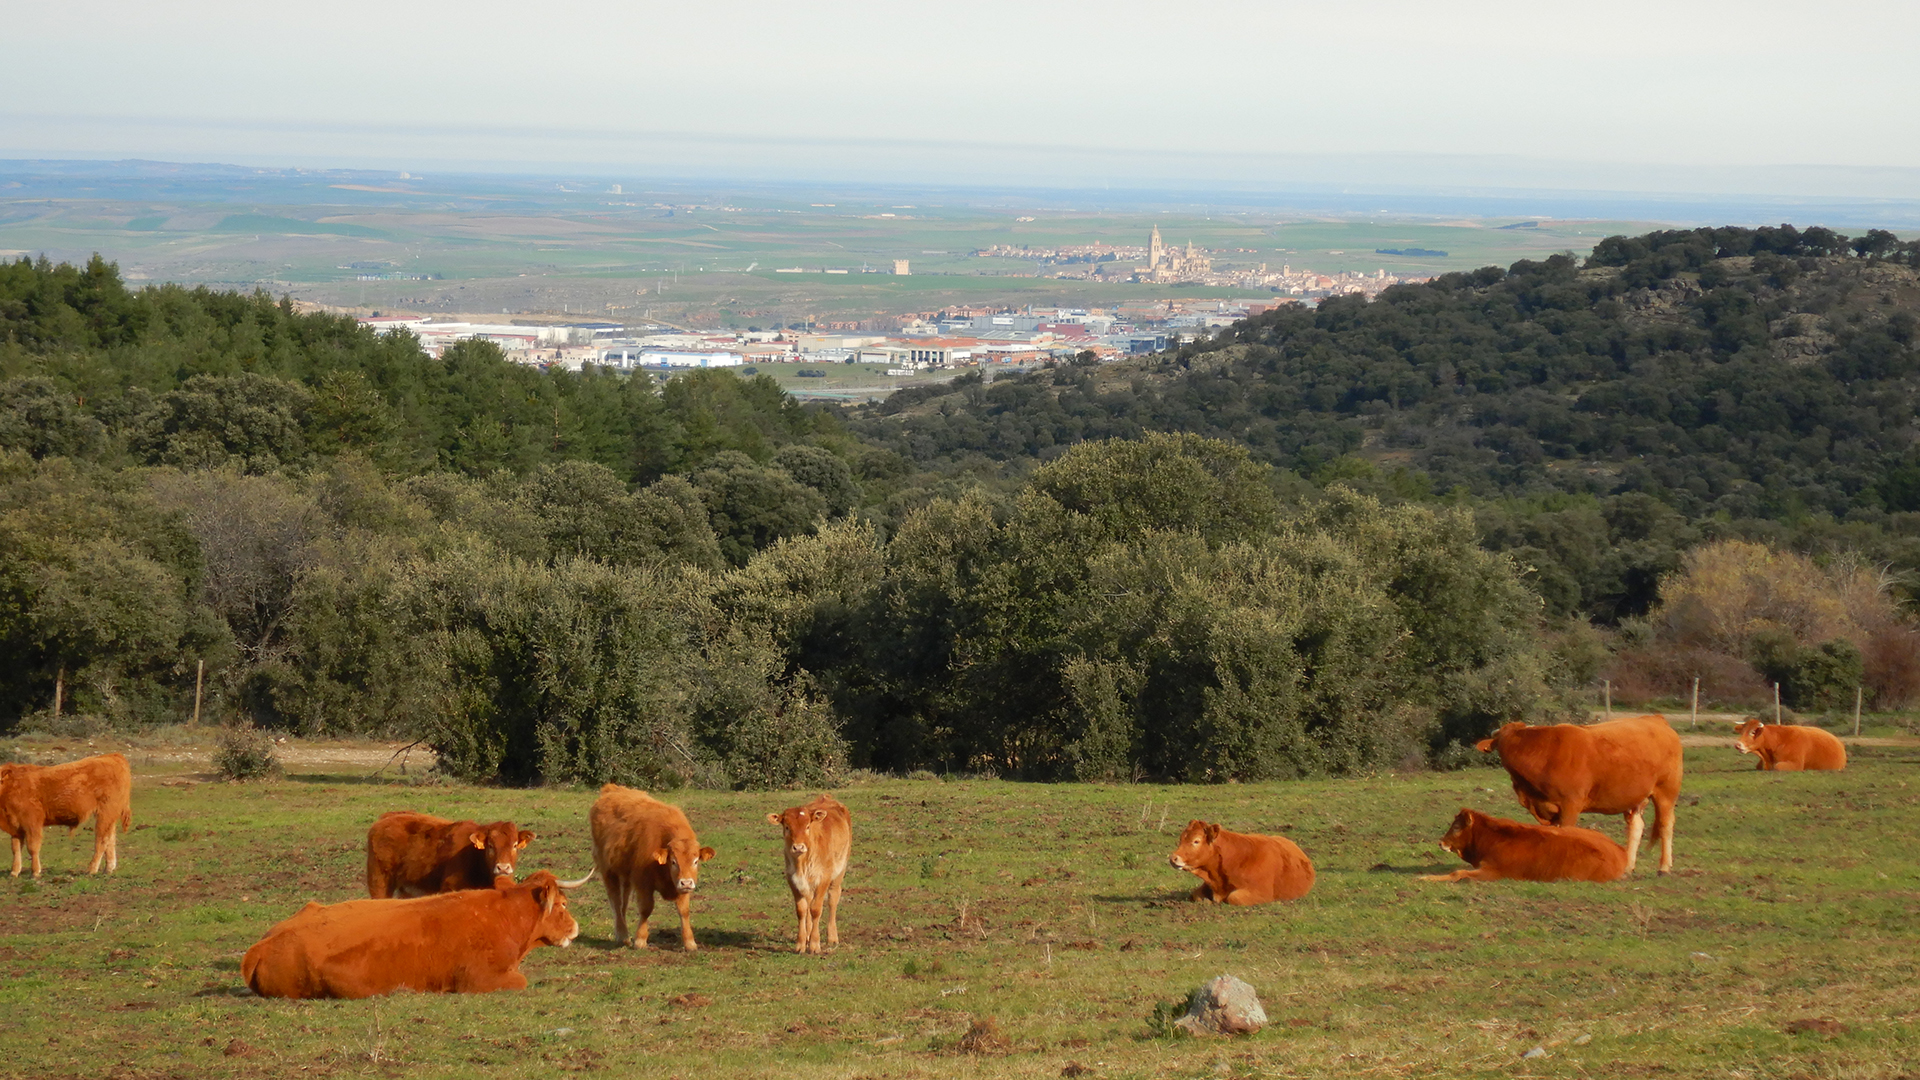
[
  {"left": 812, "top": 809, "right": 828, "bottom": 821},
  {"left": 653, "top": 848, "right": 670, "bottom": 865},
  {"left": 469, "top": 832, "right": 487, "bottom": 850},
  {"left": 1203, "top": 823, "right": 1220, "bottom": 842},
  {"left": 516, "top": 830, "right": 536, "bottom": 848},
  {"left": 532, "top": 882, "right": 556, "bottom": 915},
  {"left": 766, "top": 812, "right": 782, "bottom": 826},
  {"left": 698, "top": 846, "right": 716, "bottom": 862},
  {"left": 1474, "top": 738, "right": 1495, "bottom": 752}
]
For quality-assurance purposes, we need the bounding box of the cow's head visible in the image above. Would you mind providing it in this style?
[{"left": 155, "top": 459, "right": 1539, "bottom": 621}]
[
  {"left": 767, "top": 804, "right": 831, "bottom": 860},
  {"left": 1733, "top": 718, "right": 1765, "bottom": 754},
  {"left": 469, "top": 821, "right": 537, "bottom": 879},
  {"left": 1437, "top": 808, "right": 1482, "bottom": 856},
  {"left": 1475, "top": 722, "right": 1530, "bottom": 753},
  {"left": 515, "top": 869, "right": 593, "bottom": 948},
  {"left": 654, "top": 837, "right": 715, "bottom": 894},
  {"left": 1169, "top": 820, "right": 1221, "bottom": 872}
]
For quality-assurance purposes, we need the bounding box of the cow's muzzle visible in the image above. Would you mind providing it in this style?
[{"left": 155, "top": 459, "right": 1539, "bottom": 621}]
[
  {"left": 677, "top": 878, "right": 699, "bottom": 893},
  {"left": 493, "top": 862, "right": 515, "bottom": 877},
  {"left": 1168, "top": 855, "right": 1187, "bottom": 870},
  {"left": 790, "top": 842, "right": 809, "bottom": 855}
]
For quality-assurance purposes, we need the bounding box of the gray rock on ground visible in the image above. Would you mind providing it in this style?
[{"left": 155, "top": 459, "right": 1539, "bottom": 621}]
[{"left": 1174, "top": 974, "right": 1268, "bottom": 1036}]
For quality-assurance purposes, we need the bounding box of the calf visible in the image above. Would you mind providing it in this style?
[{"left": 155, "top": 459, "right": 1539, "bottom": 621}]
[
  {"left": 767, "top": 794, "right": 852, "bottom": 954},
  {"left": 1420, "top": 807, "right": 1629, "bottom": 884},
  {"left": 1479, "top": 713, "right": 1683, "bottom": 874},
  {"left": 590, "top": 785, "right": 715, "bottom": 950},
  {"left": 1167, "top": 820, "right": 1314, "bottom": 904},
  {"left": 0, "top": 753, "right": 133, "bottom": 878},
  {"left": 242, "top": 869, "right": 591, "bottom": 999},
  {"left": 1733, "top": 719, "right": 1847, "bottom": 771},
  {"left": 365, "top": 812, "right": 535, "bottom": 898}
]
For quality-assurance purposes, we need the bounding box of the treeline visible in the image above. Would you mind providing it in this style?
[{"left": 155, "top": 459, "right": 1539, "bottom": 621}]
[{"left": 6, "top": 226, "right": 1920, "bottom": 786}]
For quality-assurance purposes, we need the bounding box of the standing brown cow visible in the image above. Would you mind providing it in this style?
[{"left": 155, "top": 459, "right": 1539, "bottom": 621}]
[
  {"left": 365, "top": 812, "right": 536, "bottom": 898},
  {"left": 1167, "top": 820, "right": 1315, "bottom": 904},
  {"left": 0, "top": 753, "right": 133, "bottom": 878},
  {"left": 1420, "top": 807, "right": 1629, "bottom": 884},
  {"left": 1733, "top": 719, "right": 1847, "bottom": 771},
  {"left": 589, "top": 785, "right": 714, "bottom": 950},
  {"left": 242, "top": 869, "right": 592, "bottom": 999},
  {"left": 1478, "top": 713, "right": 1683, "bottom": 874},
  {"left": 767, "top": 794, "right": 851, "bottom": 954}
]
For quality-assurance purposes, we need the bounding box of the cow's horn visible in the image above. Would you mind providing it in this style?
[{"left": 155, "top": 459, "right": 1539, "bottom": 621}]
[{"left": 557, "top": 869, "right": 595, "bottom": 889}]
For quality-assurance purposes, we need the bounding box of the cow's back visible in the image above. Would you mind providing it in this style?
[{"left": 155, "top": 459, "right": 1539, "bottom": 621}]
[
  {"left": 1769, "top": 725, "right": 1849, "bottom": 770},
  {"left": 1469, "top": 816, "right": 1628, "bottom": 883},
  {"left": 31, "top": 754, "right": 131, "bottom": 827},
  {"left": 591, "top": 786, "right": 688, "bottom": 878},
  {"left": 1218, "top": 831, "right": 1315, "bottom": 902},
  {"left": 1505, "top": 716, "right": 1681, "bottom": 814},
  {"left": 366, "top": 812, "right": 482, "bottom": 897},
  {"left": 244, "top": 891, "right": 535, "bottom": 999}
]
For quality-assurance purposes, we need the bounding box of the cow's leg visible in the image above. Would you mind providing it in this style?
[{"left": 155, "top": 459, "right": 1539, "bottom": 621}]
[
  {"left": 673, "top": 891, "right": 697, "bottom": 951},
  {"left": 824, "top": 874, "right": 843, "bottom": 947},
  {"left": 25, "top": 823, "right": 44, "bottom": 879},
  {"left": 1617, "top": 806, "right": 1645, "bottom": 874},
  {"left": 793, "top": 891, "right": 812, "bottom": 953},
  {"left": 87, "top": 814, "right": 108, "bottom": 874},
  {"left": 9, "top": 835, "right": 20, "bottom": 877},
  {"left": 1189, "top": 882, "right": 1215, "bottom": 902},
  {"left": 1420, "top": 867, "right": 1504, "bottom": 882},
  {"left": 807, "top": 892, "right": 828, "bottom": 954},
  {"left": 105, "top": 814, "right": 119, "bottom": 873},
  {"left": 602, "top": 872, "right": 627, "bottom": 946},
  {"left": 633, "top": 886, "right": 656, "bottom": 949},
  {"left": 1653, "top": 795, "right": 1676, "bottom": 875}
]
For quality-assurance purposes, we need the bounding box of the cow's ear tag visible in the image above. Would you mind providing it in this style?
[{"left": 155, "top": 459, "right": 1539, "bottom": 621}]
[
  {"left": 653, "top": 848, "right": 671, "bottom": 865},
  {"left": 469, "top": 832, "right": 486, "bottom": 850}
]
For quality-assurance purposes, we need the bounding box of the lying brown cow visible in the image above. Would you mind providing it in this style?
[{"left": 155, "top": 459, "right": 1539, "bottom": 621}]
[
  {"left": 1421, "top": 807, "right": 1629, "bottom": 884},
  {"left": 1479, "top": 713, "right": 1683, "bottom": 874},
  {"left": 241, "top": 869, "right": 591, "bottom": 999},
  {"left": 590, "top": 785, "right": 715, "bottom": 950},
  {"left": 1167, "top": 820, "right": 1314, "bottom": 904},
  {"left": 365, "top": 812, "right": 535, "bottom": 898},
  {"left": 0, "top": 753, "right": 133, "bottom": 878},
  {"left": 767, "top": 794, "right": 852, "bottom": 954},
  {"left": 1733, "top": 719, "right": 1847, "bottom": 771}
]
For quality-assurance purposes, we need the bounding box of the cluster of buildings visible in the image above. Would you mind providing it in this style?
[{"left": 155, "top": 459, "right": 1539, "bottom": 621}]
[{"left": 976, "top": 227, "right": 1428, "bottom": 297}]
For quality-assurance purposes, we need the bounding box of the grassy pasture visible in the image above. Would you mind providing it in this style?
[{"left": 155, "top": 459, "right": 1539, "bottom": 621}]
[{"left": 2, "top": 744, "right": 1917, "bottom": 1079}]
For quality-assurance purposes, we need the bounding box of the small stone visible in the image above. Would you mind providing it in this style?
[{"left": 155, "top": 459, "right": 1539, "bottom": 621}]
[
  {"left": 1521, "top": 1046, "right": 1547, "bottom": 1059},
  {"left": 549, "top": 1027, "right": 574, "bottom": 1037},
  {"left": 1173, "top": 975, "right": 1267, "bottom": 1036},
  {"left": 1572, "top": 1033, "right": 1592, "bottom": 1046}
]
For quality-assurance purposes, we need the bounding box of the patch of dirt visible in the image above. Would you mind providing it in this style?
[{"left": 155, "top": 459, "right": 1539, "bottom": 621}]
[
  {"left": 957, "top": 1017, "right": 1010, "bottom": 1055},
  {"left": 1784, "top": 1018, "right": 1849, "bottom": 1036},
  {"left": 669, "top": 992, "right": 711, "bottom": 1009}
]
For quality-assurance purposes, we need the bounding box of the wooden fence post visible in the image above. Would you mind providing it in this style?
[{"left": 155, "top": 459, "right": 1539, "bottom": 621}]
[
  {"left": 1774, "top": 683, "right": 1782, "bottom": 723},
  {"left": 192, "top": 659, "right": 205, "bottom": 727},
  {"left": 53, "top": 665, "right": 64, "bottom": 718},
  {"left": 1603, "top": 679, "right": 1612, "bottom": 721},
  {"left": 1691, "top": 677, "right": 1699, "bottom": 728},
  {"left": 1854, "top": 685, "right": 1863, "bottom": 738}
]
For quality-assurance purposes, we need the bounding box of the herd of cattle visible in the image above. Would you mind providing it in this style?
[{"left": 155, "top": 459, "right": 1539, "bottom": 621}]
[{"left": 0, "top": 713, "right": 1848, "bottom": 999}]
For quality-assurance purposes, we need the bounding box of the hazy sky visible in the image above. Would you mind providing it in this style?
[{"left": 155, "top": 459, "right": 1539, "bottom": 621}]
[{"left": 4, "top": 0, "right": 1917, "bottom": 195}]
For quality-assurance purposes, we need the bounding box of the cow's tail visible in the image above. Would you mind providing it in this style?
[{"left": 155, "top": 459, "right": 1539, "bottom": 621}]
[{"left": 121, "top": 803, "right": 133, "bottom": 830}]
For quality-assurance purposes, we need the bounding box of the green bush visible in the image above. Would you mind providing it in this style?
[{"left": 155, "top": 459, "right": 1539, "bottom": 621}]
[{"left": 213, "top": 722, "right": 280, "bottom": 781}]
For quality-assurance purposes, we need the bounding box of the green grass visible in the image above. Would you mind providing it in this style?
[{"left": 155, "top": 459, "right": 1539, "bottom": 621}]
[{"left": 2, "top": 747, "right": 1917, "bottom": 1078}]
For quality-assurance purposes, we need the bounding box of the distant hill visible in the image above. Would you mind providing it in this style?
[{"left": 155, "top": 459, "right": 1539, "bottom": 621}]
[{"left": 848, "top": 225, "right": 1920, "bottom": 618}]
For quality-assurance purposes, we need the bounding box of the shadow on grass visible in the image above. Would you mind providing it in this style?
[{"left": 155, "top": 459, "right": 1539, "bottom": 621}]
[
  {"left": 1364, "top": 862, "right": 1461, "bottom": 876},
  {"left": 578, "top": 926, "right": 765, "bottom": 952},
  {"left": 1088, "top": 889, "right": 1195, "bottom": 905},
  {"left": 282, "top": 773, "right": 415, "bottom": 786}
]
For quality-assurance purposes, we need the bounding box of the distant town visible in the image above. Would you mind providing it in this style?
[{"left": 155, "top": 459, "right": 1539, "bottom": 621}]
[{"left": 356, "top": 227, "right": 1431, "bottom": 376}]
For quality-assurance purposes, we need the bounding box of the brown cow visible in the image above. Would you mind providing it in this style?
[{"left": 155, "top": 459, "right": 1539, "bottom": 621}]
[
  {"left": 767, "top": 794, "right": 852, "bottom": 954},
  {"left": 0, "top": 753, "right": 133, "bottom": 878},
  {"left": 1167, "top": 820, "right": 1315, "bottom": 904},
  {"left": 1733, "top": 719, "right": 1847, "bottom": 771},
  {"left": 1478, "top": 713, "right": 1683, "bottom": 874},
  {"left": 1420, "top": 807, "right": 1629, "bottom": 884},
  {"left": 241, "top": 869, "right": 592, "bottom": 999},
  {"left": 365, "top": 812, "right": 535, "bottom": 898},
  {"left": 590, "top": 785, "right": 715, "bottom": 950}
]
